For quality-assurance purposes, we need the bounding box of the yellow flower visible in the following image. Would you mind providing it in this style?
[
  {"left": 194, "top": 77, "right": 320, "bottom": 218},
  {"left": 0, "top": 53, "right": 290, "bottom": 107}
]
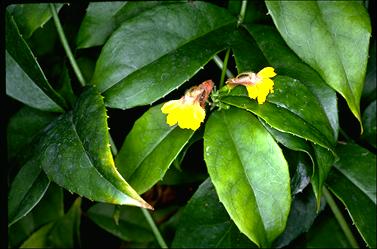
[
  {"left": 161, "top": 80, "right": 214, "bottom": 130},
  {"left": 226, "top": 67, "right": 276, "bottom": 104}
]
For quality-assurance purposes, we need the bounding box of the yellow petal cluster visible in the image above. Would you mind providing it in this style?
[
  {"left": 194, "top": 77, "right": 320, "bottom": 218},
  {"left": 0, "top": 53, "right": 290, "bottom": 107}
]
[
  {"left": 161, "top": 99, "right": 205, "bottom": 130},
  {"left": 246, "top": 67, "right": 276, "bottom": 104}
]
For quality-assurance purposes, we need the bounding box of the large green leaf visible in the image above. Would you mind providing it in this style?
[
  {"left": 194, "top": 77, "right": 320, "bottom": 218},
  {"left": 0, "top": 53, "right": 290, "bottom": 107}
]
[
  {"left": 361, "top": 100, "right": 376, "bottom": 148},
  {"left": 5, "top": 11, "right": 66, "bottom": 112},
  {"left": 326, "top": 143, "right": 376, "bottom": 248},
  {"left": 221, "top": 76, "right": 335, "bottom": 151},
  {"left": 172, "top": 178, "right": 256, "bottom": 248},
  {"left": 87, "top": 203, "right": 154, "bottom": 242},
  {"left": 7, "top": 3, "right": 63, "bottom": 38},
  {"left": 91, "top": 2, "right": 236, "bottom": 108},
  {"left": 8, "top": 183, "right": 63, "bottom": 248},
  {"left": 76, "top": 2, "right": 126, "bottom": 48},
  {"left": 20, "top": 198, "right": 81, "bottom": 248},
  {"left": 29, "top": 87, "right": 151, "bottom": 208},
  {"left": 243, "top": 24, "right": 339, "bottom": 141},
  {"left": 7, "top": 106, "right": 58, "bottom": 161},
  {"left": 266, "top": 1, "right": 371, "bottom": 128},
  {"left": 8, "top": 159, "right": 50, "bottom": 227},
  {"left": 116, "top": 104, "right": 194, "bottom": 194},
  {"left": 204, "top": 108, "right": 291, "bottom": 247}
]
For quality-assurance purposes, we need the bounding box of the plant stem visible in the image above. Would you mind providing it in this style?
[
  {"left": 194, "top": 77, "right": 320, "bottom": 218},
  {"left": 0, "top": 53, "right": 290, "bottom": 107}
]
[
  {"left": 237, "top": 0, "right": 248, "bottom": 27},
  {"left": 50, "top": 3, "right": 86, "bottom": 87},
  {"left": 141, "top": 208, "right": 169, "bottom": 248},
  {"left": 213, "top": 55, "right": 234, "bottom": 79},
  {"left": 219, "top": 49, "right": 231, "bottom": 88},
  {"left": 108, "top": 134, "right": 168, "bottom": 248},
  {"left": 323, "top": 187, "right": 359, "bottom": 248}
]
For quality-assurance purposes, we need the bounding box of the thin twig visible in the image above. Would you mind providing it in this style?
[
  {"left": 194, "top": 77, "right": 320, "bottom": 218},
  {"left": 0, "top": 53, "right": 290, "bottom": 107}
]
[
  {"left": 323, "top": 187, "right": 359, "bottom": 248},
  {"left": 50, "top": 3, "right": 86, "bottom": 87},
  {"left": 219, "top": 49, "right": 231, "bottom": 88},
  {"left": 237, "top": 0, "right": 248, "bottom": 27},
  {"left": 213, "top": 55, "right": 234, "bottom": 79}
]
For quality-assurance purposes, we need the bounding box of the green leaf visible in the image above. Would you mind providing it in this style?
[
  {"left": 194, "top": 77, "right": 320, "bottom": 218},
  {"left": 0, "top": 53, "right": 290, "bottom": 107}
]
[
  {"left": 47, "top": 198, "right": 81, "bottom": 247},
  {"left": 116, "top": 104, "right": 194, "bottom": 194},
  {"left": 204, "top": 108, "right": 291, "bottom": 247},
  {"left": 221, "top": 76, "right": 335, "bottom": 151},
  {"left": 7, "top": 106, "right": 58, "bottom": 161},
  {"left": 88, "top": 203, "right": 154, "bottom": 242},
  {"left": 311, "top": 144, "right": 335, "bottom": 207},
  {"left": 33, "top": 87, "right": 151, "bottom": 208},
  {"left": 8, "top": 159, "right": 50, "bottom": 227},
  {"left": 8, "top": 183, "right": 63, "bottom": 248},
  {"left": 91, "top": 2, "right": 236, "bottom": 108},
  {"left": 243, "top": 24, "right": 339, "bottom": 141},
  {"left": 113, "top": 1, "right": 164, "bottom": 26},
  {"left": 19, "top": 222, "right": 55, "bottom": 248},
  {"left": 228, "top": 1, "right": 270, "bottom": 24},
  {"left": 361, "top": 100, "right": 376, "bottom": 148},
  {"left": 265, "top": 1, "right": 371, "bottom": 128},
  {"left": 172, "top": 178, "right": 256, "bottom": 248},
  {"left": 20, "top": 198, "right": 81, "bottom": 248},
  {"left": 57, "top": 66, "right": 76, "bottom": 108},
  {"left": 76, "top": 2, "right": 126, "bottom": 48},
  {"left": 5, "top": 11, "right": 66, "bottom": 113},
  {"left": 7, "top": 3, "right": 63, "bottom": 38},
  {"left": 326, "top": 143, "right": 376, "bottom": 248},
  {"left": 285, "top": 151, "right": 313, "bottom": 196},
  {"left": 273, "top": 188, "right": 325, "bottom": 248}
]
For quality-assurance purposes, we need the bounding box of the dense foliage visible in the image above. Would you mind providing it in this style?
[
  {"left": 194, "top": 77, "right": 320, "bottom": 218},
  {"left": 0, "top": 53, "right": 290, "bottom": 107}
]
[{"left": 6, "top": 1, "right": 376, "bottom": 248}]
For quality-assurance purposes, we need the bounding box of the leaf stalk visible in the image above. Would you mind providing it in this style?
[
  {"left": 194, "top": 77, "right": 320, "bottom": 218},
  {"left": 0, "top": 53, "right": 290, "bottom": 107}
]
[{"left": 323, "top": 186, "right": 359, "bottom": 248}]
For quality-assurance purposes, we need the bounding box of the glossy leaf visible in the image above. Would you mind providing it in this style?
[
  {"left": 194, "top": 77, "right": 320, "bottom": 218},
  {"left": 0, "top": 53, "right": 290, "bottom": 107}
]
[
  {"left": 172, "top": 178, "right": 256, "bottom": 248},
  {"left": 361, "top": 100, "right": 376, "bottom": 148},
  {"left": 5, "top": 11, "right": 66, "bottom": 112},
  {"left": 91, "top": 2, "right": 236, "bottom": 108},
  {"left": 221, "top": 76, "right": 335, "bottom": 151},
  {"left": 204, "top": 108, "right": 291, "bottom": 247},
  {"left": 87, "top": 203, "right": 154, "bottom": 242},
  {"left": 7, "top": 3, "right": 63, "bottom": 38},
  {"left": 76, "top": 2, "right": 126, "bottom": 48},
  {"left": 266, "top": 1, "right": 371, "bottom": 127},
  {"left": 116, "top": 104, "right": 194, "bottom": 194},
  {"left": 8, "top": 159, "right": 50, "bottom": 227},
  {"left": 8, "top": 184, "right": 63, "bottom": 248},
  {"left": 311, "top": 144, "right": 335, "bottom": 207},
  {"left": 33, "top": 87, "right": 151, "bottom": 208},
  {"left": 243, "top": 24, "right": 339, "bottom": 141},
  {"left": 273, "top": 188, "right": 325, "bottom": 248},
  {"left": 326, "top": 143, "right": 376, "bottom": 248},
  {"left": 7, "top": 106, "right": 57, "bottom": 161},
  {"left": 20, "top": 198, "right": 81, "bottom": 248},
  {"left": 285, "top": 151, "right": 313, "bottom": 196}
]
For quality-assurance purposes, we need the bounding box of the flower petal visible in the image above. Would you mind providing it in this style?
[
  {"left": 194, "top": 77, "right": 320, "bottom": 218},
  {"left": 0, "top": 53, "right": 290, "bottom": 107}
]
[{"left": 257, "top": 67, "right": 276, "bottom": 78}]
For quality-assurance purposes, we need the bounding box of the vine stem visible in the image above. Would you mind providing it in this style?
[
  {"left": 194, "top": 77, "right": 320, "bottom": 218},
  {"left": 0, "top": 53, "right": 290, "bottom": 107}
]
[
  {"left": 219, "top": 49, "right": 231, "bottom": 88},
  {"left": 323, "top": 187, "right": 359, "bottom": 248},
  {"left": 50, "top": 4, "right": 168, "bottom": 248},
  {"left": 50, "top": 3, "right": 86, "bottom": 87},
  {"left": 237, "top": 0, "right": 248, "bottom": 27},
  {"left": 213, "top": 55, "right": 234, "bottom": 79}
]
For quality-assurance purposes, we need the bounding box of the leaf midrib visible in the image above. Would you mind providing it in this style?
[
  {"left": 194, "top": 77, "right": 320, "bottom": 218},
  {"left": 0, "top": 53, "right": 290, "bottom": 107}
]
[{"left": 220, "top": 111, "right": 267, "bottom": 244}]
